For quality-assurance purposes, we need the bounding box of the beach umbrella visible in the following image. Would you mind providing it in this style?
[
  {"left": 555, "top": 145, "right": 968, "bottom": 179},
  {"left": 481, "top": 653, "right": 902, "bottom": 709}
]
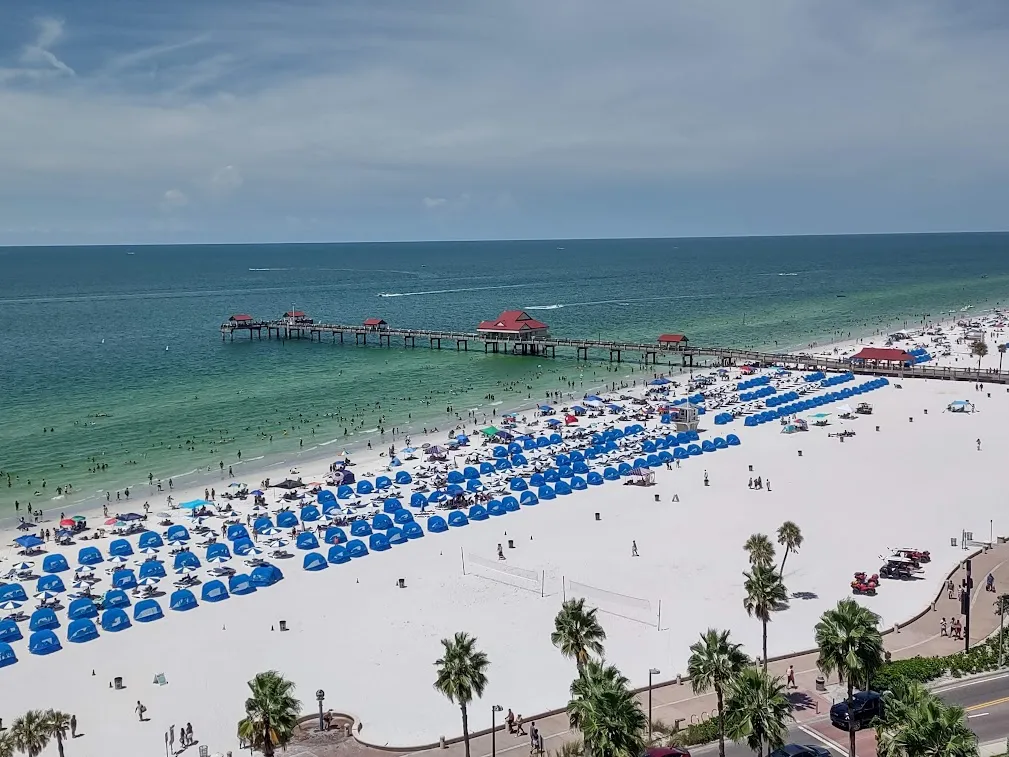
[
  {"left": 245, "top": 546, "right": 264, "bottom": 556},
  {"left": 207, "top": 555, "right": 230, "bottom": 563},
  {"left": 140, "top": 547, "right": 160, "bottom": 555},
  {"left": 104, "top": 518, "right": 119, "bottom": 526},
  {"left": 261, "top": 527, "right": 282, "bottom": 537},
  {"left": 138, "top": 577, "right": 161, "bottom": 586},
  {"left": 74, "top": 566, "right": 95, "bottom": 576},
  {"left": 0, "top": 601, "right": 22, "bottom": 611},
  {"left": 33, "top": 592, "right": 57, "bottom": 601},
  {"left": 168, "top": 539, "right": 186, "bottom": 547},
  {"left": 13, "top": 562, "right": 34, "bottom": 572},
  {"left": 108, "top": 555, "right": 129, "bottom": 564},
  {"left": 71, "top": 581, "right": 91, "bottom": 590},
  {"left": 174, "top": 566, "right": 197, "bottom": 575},
  {"left": 267, "top": 539, "right": 289, "bottom": 548},
  {"left": 59, "top": 518, "right": 75, "bottom": 528}
]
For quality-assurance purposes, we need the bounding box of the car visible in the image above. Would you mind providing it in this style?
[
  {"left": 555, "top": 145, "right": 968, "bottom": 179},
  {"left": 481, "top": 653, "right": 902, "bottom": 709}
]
[
  {"left": 768, "top": 744, "right": 830, "bottom": 757},
  {"left": 829, "top": 690, "right": 883, "bottom": 730}
]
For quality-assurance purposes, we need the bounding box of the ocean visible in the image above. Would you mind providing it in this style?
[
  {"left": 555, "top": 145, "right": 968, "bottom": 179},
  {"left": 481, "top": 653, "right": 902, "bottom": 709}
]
[{"left": 1, "top": 233, "right": 1007, "bottom": 514}]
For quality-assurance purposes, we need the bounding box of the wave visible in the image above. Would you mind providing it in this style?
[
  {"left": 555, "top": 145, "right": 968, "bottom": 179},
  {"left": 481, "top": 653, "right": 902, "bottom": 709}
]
[
  {"left": 378, "top": 283, "right": 533, "bottom": 298},
  {"left": 525, "top": 304, "right": 563, "bottom": 310},
  {"left": 248, "top": 268, "right": 290, "bottom": 271},
  {"left": 524, "top": 293, "right": 722, "bottom": 310},
  {"left": 778, "top": 272, "right": 799, "bottom": 276}
]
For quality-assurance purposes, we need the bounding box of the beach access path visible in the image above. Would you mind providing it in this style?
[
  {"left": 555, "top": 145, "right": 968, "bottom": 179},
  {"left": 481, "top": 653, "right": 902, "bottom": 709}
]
[{"left": 297, "top": 540, "right": 1009, "bottom": 757}]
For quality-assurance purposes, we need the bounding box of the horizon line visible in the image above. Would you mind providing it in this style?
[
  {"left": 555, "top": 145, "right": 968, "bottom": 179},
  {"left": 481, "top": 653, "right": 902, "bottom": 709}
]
[{"left": 2, "top": 228, "right": 1009, "bottom": 250}]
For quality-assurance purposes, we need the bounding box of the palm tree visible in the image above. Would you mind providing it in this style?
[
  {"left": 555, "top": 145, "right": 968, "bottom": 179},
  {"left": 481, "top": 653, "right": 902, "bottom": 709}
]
[
  {"left": 43, "top": 710, "right": 72, "bottom": 757},
  {"left": 687, "top": 628, "right": 750, "bottom": 757},
  {"left": 776, "top": 522, "right": 803, "bottom": 575},
  {"left": 0, "top": 730, "right": 14, "bottom": 757},
  {"left": 568, "top": 659, "right": 647, "bottom": 757},
  {"left": 876, "top": 683, "right": 977, "bottom": 757},
  {"left": 999, "top": 344, "right": 1006, "bottom": 375},
  {"left": 742, "top": 564, "right": 788, "bottom": 671},
  {"left": 434, "top": 631, "right": 490, "bottom": 757},
  {"left": 971, "top": 340, "right": 988, "bottom": 373},
  {"left": 815, "top": 599, "right": 884, "bottom": 757},
  {"left": 11, "top": 710, "right": 51, "bottom": 757},
  {"left": 723, "top": 668, "right": 792, "bottom": 757},
  {"left": 236, "top": 670, "right": 302, "bottom": 757},
  {"left": 744, "top": 534, "right": 775, "bottom": 568},
  {"left": 552, "top": 598, "right": 607, "bottom": 672}
]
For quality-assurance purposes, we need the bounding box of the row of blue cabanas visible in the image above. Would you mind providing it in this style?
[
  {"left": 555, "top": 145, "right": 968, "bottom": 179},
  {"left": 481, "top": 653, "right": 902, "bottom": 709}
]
[
  {"left": 820, "top": 372, "right": 854, "bottom": 387},
  {"left": 804, "top": 371, "right": 826, "bottom": 382},
  {"left": 909, "top": 348, "right": 931, "bottom": 363},
  {"left": 737, "top": 375, "right": 771, "bottom": 390},
  {"left": 765, "top": 391, "right": 801, "bottom": 408},
  {"left": 739, "top": 385, "right": 777, "bottom": 402},
  {"left": 744, "top": 378, "right": 889, "bottom": 426}
]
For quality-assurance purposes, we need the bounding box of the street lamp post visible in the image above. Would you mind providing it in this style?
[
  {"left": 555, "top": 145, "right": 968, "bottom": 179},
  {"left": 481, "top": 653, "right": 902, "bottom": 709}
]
[
  {"left": 648, "top": 668, "right": 661, "bottom": 744},
  {"left": 492, "top": 705, "right": 504, "bottom": 757},
  {"left": 316, "top": 689, "right": 326, "bottom": 732}
]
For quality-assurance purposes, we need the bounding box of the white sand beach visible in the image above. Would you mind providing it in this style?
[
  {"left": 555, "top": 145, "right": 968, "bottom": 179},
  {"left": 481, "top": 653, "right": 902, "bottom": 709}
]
[{"left": 1, "top": 313, "right": 1007, "bottom": 756}]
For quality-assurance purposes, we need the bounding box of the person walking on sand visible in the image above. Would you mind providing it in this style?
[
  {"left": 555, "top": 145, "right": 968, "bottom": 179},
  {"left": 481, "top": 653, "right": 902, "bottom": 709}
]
[
  {"left": 977, "top": 438, "right": 982, "bottom": 451},
  {"left": 631, "top": 540, "right": 639, "bottom": 557},
  {"left": 703, "top": 470, "right": 709, "bottom": 486},
  {"left": 135, "top": 700, "right": 146, "bottom": 721},
  {"left": 169, "top": 724, "right": 175, "bottom": 753},
  {"left": 185, "top": 722, "right": 193, "bottom": 746},
  {"left": 70, "top": 714, "right": 77, "bottom": 738},
  {"left": 940, "top": 617, "right": 947, "bottom": 637},
  {"left": 786, "top": 664, "right": 796, "bottom": 689}
]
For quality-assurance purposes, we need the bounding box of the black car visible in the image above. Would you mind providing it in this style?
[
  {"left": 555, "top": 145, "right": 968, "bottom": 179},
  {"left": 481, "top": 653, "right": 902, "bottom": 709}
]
[
  {"left": 829, "top": 690, "right": 883, "bottom": 730},
  {"left": 768, "top": 745, "right": 830, "bottom": 757}
]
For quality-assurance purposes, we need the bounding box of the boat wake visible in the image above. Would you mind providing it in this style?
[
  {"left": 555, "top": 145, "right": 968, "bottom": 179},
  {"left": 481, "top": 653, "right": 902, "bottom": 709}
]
[
  {"left": 378, "top": 283, "right": 533, "bottom": 298},
  {"left": 248, "top": 268, "right": 290, "bottom": 271},
  {"left": 525, "top": 304, "right": 563, "bottom": 310},
  {"left": 778, "top": 272, "right": 799, "bottom": 276}
]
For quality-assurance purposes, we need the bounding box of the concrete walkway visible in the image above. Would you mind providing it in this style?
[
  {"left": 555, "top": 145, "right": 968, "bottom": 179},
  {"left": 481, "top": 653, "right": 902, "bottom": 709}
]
[{"left": 314, "top": 541, "right": 1009, "bottom": 757}]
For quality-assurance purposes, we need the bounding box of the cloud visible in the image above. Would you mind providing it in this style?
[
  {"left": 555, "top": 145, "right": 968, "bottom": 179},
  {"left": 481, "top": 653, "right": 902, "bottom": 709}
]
[
  {"left": 5, "top": 17, "right": 76, "bottom": 81},
  {"left": 160, "top": 188, "right": 189, "bottom": 211},
  {"left": 1, "top": 1, "right": 1009, "bottom": 243},
  {"left": 211, "top": 165, "right": 243, "bottom": 194}
]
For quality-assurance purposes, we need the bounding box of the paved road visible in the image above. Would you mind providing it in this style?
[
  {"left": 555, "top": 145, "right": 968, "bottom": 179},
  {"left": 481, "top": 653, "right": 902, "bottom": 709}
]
[{"left": 684, "top": 671, "right": 1009, "bottom": 757}]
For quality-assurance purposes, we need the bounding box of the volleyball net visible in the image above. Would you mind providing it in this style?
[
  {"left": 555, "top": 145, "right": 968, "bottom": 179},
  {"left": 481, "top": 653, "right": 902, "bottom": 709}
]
[
  {"left": 564, "top": 577, "right": 659, "bottom": 628},
  {"left": 463, "top": 551, "right": 545, "bottom": 596}
]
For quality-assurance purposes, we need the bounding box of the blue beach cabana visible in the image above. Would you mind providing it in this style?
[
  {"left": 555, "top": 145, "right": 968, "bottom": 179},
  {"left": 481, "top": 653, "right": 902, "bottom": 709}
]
[
  {"left": 173, "top": 552, "right": 200, "bottom": 571},
  {"left": 403, "top": 522, "right": 424, "bottom": 539},
  {"left": 43, "top": 554, "right": 69, "bottom": 573},
  {"left": 250, "top": 564, "right": 284, "bottom": 587},
  {"left": 276, "top": 511, "right": 298, "bottom": 529},
  {"left": 347, "top": 539, "right": 369, "bottom": 557},
  {"left": 328, "top": 545, "right": 350, "bottom": 564},
  {"left": 324, "top": 526, "right": 347, "bottom": 545},
  {"left": 134, "top": 599, "right": 164, "bottom": 623},
  {"left": 383, "top": 498, "right": 403, "bottom": 513},
  {"left": 350, "top": 520, "right": 372, "bottom": 537},
  {"left": 101, "top": 608, "right": 132, "bottom": 632},
  {"left": 300, "top": 505, "right": 321, "bottom": 522},
  {"left": 109, "top": 539, "right": 134, "bottom": 557},
  {"left": 0, "top": 619, "right": 23, "bottom": 643},
  {"left": 372, "top": 513, "right": 394, "bottom": 531},
  {"left": 520, "top": 491, "right": 539, "bottom": 506},
  {"left": 28, "top": 629, "right": 61, "bottom": 655},
  {"left": 394, "top": 509, "right": 414, "bottom": 525},
  {"left": 369, "top": 533, "right": 391, "bottom": 551},
  {"left": 427, "top": 515, "right": 448, "bottom": 533},
  {"left": 296, "top": 532, "right": 319, "bottom": 550},
  {"left": 68, "top": 597, "right": 98, "bottom": 620},
  {"left": 448, "top": 511, "right": 469, "bottom": 527},
  {"left": 0, "top": 584, "right": 27, "bottom": 603},
  {"left": 166, "top": 525, "right": 190, "bottom": 542},
  {"left": 227, "top": 524, "right": 250, "bottom": 542},
  {"left": 36, "top": 574, "right": 65, "bottom": 594},
  {"left": 103, "top": 589, "right": 131, "bottom": 608},
  {"left": 78, "top": 546, "right": 103, "bottom": 566},
  {"left": 229, "top": 574, "right": 256, "bottom": 596},
  {"left": 254, "top": 516, "right": 274, "bottom": 534},
  {"left": 395, "top": 471, "right": 413, "bottom": 485},
  {"left": 502, "top": 496, "right": 520, "bottom": 511},
  {"left": 233, "top": 538, "right": 255, "bottom": 556},
  {"left": 202, "top": 580, "right": 229, "bottom": 602},
  {"left": 112, "top": 569, "right": 138, "bottom": 590},
  {"left": 67, "top": 618, "right": 100, "bottom": 644},
  {"left": 29, "top": 608, "right": 60, "bottom": 632},
  {"left": 0, "top": 643, "right": 17, "bottom": 668},
  {"left": 138, "top": 531, "right": 163, "bottom": 549},
  {"left": 303, "top": 552, "right": 328, "bottom": 571},
  {"left": 206, "top": 542, "right": 231, "bottom": 562},
  {"left": 169, "top": 589, "right": 198, "bottom": 611}
]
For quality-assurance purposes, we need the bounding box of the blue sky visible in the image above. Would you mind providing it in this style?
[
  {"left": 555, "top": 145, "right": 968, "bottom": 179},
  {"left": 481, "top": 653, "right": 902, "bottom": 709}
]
[{"left": 1, "top": 1, "right": 1009, "bottom": 245}]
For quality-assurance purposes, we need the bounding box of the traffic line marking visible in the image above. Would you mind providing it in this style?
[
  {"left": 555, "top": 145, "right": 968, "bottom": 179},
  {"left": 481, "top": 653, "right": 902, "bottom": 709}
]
[{"left": 798, "top": 724, "right": 848, "bottom": 755}]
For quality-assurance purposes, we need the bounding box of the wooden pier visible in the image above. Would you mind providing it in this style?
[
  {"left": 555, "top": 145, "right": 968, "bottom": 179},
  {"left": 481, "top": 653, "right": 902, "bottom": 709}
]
[{"left": 220, "top": 311, "right": 1009, "bottom": 384}]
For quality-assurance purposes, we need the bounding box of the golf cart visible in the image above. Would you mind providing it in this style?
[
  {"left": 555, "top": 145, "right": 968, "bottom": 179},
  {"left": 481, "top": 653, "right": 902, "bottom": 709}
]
[
  {"left": 894, "top": 547, "right": 930, "bottom": 563},
  {"left": 851, "top": 572, "right": 879, "bottom": 596},
  {"left": 879, "top": 556, "right": 915, "bottom": 580},
  {"left": 856, "top": 403, "right": 873, "bottom": 415}
]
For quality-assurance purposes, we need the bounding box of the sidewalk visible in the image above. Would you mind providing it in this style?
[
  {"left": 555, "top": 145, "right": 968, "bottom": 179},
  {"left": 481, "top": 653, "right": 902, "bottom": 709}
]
[{"left": 328, "top": 541, "right": 1009, "bottom": 757}]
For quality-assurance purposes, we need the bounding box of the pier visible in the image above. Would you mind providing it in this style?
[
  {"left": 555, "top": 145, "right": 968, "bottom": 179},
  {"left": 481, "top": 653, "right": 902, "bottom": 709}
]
[{"left": 220, "top": 310, "right": 1009, "bottom": 384}]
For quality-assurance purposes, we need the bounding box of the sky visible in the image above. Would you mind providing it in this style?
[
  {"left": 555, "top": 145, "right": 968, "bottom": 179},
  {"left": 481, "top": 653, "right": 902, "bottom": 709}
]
[{"left": 1, "top": 0, "right": 1009, "bottom": 245}]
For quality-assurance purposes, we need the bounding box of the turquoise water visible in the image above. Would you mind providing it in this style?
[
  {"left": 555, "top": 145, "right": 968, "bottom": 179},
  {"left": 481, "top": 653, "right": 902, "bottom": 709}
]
[{"left": 2, "top": 233, "right": 1008, "bottom": 513}]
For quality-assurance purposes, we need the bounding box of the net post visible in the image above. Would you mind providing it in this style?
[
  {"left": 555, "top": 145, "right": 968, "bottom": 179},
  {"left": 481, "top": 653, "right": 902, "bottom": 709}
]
[
  {"left": 562, "top": 575, "right": 566, "bottom": 602},
  {"left": 541, "top": 570, "right": 545, "bottom": 598},
  {"left": 657, "top": 599, "right": 662, "bottom": 631},
  {"left": 461, "top": 547, "right": 466, "bottom": 575}
]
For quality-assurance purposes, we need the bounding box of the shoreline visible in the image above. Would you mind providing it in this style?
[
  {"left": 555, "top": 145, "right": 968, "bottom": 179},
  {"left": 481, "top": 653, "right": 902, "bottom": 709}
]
[{"left": 4, "top": 299, "right": 998, "bottom": 529}]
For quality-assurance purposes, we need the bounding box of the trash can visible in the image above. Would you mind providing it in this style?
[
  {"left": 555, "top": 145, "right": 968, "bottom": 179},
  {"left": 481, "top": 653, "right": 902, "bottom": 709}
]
[
  {"left": 279, "top": 620, "right": 287, "bottom": 632},
  {"left": 397, "top": 578, "right": 406, "bottom": 589},
  {"left": 114, "top": 676, "right": 123, "bottom": 690},
  {"left": 815, "top": 676, "right": 825, "bottom": 692}
]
